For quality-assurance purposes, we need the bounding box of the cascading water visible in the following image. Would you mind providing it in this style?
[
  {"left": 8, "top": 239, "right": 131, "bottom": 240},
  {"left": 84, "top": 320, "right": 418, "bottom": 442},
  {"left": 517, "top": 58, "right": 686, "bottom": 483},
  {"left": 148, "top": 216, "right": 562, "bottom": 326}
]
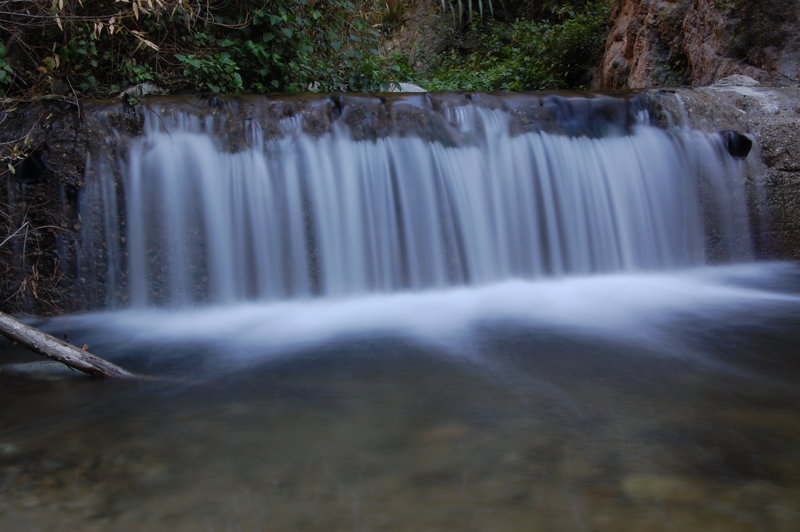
[{"left": 80, "top": 94, "right": 752, "bottom": 309}]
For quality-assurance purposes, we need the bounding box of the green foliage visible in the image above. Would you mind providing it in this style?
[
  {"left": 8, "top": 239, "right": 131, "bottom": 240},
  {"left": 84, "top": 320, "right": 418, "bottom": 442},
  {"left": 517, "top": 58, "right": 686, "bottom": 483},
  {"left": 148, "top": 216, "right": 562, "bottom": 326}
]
[
  {"left": 176, "top": 53, "right": 243, "bottom": 93},
  {"left": 0, "top": 0, "right": 611, "bottom": 97},
  {"left": 417, "top": 1, "right": 611, "bottom": 92},
  {"left": 379, "top": 0, "right": 409, "bottom": 31},
  {"left": 0, "top": 0, "right": 408, "bottom": 97},
  {"left": 0, "top": 44, "right": 13, "bottom": 90},
  {"left": 118, "top": 60, "right": 154, "bottom": 86},
  {"left": 60, "top": 26, "right": 102, "bottom": 92}
]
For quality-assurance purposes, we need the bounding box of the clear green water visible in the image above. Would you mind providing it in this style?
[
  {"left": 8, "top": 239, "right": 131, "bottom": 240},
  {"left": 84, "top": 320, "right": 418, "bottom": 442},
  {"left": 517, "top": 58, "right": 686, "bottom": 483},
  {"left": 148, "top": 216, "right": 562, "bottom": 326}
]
[{"left": 2, "top": 265, "right": 800, "bottom": 531}]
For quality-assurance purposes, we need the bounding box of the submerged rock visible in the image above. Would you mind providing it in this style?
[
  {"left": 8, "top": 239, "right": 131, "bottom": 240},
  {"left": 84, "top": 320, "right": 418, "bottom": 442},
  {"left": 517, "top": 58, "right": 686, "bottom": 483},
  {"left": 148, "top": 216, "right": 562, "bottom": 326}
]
[
  {"left": 622, "top": 473, "right": 707, "bottom": 504},
  {"left": 0, "top": 442, "right": 20, "bottom": 457}
]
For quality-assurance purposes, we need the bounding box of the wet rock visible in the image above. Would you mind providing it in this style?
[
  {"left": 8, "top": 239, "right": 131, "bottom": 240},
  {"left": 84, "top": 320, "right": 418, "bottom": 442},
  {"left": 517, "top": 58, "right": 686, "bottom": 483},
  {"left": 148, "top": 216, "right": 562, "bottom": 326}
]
[
  {"left": 646, "top": 85, "right": 800, "bottom": 260},
  {"left": 385, "top": 82, "right": 428, "bottom": 93},
  {"left": 119, "top": 83, "right": 167, "bottom": 99},
  {"left": 714, "top": 75, "right": 761, "bottom": 87},
  {"left": 720, "top": 130, "right": 753, "bottom": 159}
]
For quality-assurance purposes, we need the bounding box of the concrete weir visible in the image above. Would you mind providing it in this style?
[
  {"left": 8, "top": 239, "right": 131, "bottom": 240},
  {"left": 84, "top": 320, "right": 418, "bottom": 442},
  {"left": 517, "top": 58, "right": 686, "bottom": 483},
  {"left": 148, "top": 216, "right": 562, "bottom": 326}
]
[{"left": 1, "top": 86, "right": 799, "bottom": 315}]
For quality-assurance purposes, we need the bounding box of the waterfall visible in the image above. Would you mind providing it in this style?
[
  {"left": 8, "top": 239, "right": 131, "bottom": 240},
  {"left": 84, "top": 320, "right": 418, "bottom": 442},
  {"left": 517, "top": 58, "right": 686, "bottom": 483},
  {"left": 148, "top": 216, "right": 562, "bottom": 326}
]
[{"left": 79, "top": 95, "right": 753, "bottom": 308}]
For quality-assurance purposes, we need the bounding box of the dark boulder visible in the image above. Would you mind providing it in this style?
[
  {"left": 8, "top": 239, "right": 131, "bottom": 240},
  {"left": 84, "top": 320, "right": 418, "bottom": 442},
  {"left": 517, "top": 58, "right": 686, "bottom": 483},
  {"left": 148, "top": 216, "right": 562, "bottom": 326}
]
[{"left": 720, "top": 130, "right": 753, "bottom": 159}]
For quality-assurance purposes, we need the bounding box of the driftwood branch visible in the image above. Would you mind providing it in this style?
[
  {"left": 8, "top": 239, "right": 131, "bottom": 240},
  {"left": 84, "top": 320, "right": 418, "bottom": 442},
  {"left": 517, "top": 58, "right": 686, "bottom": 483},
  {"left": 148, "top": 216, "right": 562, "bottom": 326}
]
[{"left": 0, "top": 311, "right": 133, "bottom": 377}]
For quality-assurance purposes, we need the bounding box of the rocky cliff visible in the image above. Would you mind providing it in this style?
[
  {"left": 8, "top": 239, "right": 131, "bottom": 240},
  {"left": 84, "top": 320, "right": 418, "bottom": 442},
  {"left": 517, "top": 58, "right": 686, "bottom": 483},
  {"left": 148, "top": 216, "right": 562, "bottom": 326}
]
[{"left": 595, "top": 0, "right": 800, "bottom": 89}]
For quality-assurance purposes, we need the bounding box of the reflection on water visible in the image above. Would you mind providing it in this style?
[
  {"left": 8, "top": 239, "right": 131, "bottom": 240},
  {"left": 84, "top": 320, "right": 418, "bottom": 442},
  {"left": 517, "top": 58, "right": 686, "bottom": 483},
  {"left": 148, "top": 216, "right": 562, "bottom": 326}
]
[{"left": 2, "top": 263, "right": 800, "bottom": 531}]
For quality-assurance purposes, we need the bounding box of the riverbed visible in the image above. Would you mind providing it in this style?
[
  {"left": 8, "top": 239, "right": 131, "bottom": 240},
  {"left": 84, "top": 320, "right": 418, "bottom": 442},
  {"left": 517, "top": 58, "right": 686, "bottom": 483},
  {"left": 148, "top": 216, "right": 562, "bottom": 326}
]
[{"left": 2, "top": 263, "right": 799, "bottom": 531}]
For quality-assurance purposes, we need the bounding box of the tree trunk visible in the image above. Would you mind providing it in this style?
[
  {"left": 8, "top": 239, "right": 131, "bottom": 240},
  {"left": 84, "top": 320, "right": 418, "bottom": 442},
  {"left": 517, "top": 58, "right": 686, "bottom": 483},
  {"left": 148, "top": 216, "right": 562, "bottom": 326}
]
[{"left": 0, "top": 312, "right": 133, "bottom": 378}]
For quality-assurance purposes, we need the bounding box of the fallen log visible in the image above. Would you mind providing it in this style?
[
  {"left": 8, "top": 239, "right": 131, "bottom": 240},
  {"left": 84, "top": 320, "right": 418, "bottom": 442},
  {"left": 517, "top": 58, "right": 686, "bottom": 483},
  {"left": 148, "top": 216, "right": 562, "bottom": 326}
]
[{"left": 0, "top": 311, "right": 134, "bottom": 378}]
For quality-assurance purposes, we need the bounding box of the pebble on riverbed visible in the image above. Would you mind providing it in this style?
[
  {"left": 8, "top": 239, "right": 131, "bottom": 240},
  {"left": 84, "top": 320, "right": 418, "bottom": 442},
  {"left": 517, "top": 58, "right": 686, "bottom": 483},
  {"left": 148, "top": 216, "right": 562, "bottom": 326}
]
[{"left": 621, "top": 473, "right": 707, "bottom": 503}]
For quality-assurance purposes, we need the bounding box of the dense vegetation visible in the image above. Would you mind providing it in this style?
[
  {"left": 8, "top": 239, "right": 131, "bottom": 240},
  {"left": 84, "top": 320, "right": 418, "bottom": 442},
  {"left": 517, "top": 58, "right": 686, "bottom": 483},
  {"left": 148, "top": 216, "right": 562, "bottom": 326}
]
[
  {"left": 0, "top": 0, "right": 406, "bottom": 96},
  {"left": 420, "top": 1, "right": 612, "bottom": 91},
  {"left": 0, "top": 0, "right": 612, "bottom": 97}
]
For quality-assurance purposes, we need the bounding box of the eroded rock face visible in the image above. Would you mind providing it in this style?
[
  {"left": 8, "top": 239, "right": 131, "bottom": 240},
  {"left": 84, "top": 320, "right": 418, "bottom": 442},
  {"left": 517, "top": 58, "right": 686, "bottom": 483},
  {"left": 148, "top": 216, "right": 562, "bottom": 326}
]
[{"left": 595, "top": 0, "right": 800, "bottom": 90}]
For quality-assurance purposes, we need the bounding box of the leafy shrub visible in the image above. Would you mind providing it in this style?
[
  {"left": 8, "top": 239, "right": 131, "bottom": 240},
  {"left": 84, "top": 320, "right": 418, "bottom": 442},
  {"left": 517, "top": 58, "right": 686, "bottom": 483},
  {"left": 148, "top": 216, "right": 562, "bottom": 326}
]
[
  {"left": 176, "top": 53, "right": 243, "bottom": 94},
  {"left": 0, "top": 0, "right": 611, "bottom": 97},
  {"left": 379, "top": 0, "right": 410, "bottom": 32},
  {"left": 0, "top": 0, "right": 408, "bottom": 97},
  {"left": 0, "top": 44, "right": 13, "bottom": 90},
  {"left": 417, "top": 1, "right": 611, "bottom": 91}
]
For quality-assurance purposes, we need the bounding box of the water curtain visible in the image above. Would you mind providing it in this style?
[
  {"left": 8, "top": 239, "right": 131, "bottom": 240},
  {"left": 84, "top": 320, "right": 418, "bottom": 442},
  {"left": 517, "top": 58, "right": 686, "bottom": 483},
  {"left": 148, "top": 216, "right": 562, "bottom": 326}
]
[{"left": 79, "top": 94, "right": 753, "bottom": 308}]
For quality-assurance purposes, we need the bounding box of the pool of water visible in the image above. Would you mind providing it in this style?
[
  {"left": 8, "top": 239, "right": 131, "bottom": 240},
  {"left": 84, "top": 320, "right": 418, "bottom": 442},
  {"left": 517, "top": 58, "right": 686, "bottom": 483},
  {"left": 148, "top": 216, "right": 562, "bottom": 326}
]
[{"left": 2, "top": 263, "right": 800, "bottom": 531}]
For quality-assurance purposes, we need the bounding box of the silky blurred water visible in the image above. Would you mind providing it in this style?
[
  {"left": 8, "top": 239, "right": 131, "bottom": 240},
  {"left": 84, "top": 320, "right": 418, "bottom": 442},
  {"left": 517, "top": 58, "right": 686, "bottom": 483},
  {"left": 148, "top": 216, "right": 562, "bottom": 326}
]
[
  {"left": 2, "top": 263, "right": 800, "bottom": 531},
  {"left": 79, "top": 104, "right": 752, "bottom": 309}
]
